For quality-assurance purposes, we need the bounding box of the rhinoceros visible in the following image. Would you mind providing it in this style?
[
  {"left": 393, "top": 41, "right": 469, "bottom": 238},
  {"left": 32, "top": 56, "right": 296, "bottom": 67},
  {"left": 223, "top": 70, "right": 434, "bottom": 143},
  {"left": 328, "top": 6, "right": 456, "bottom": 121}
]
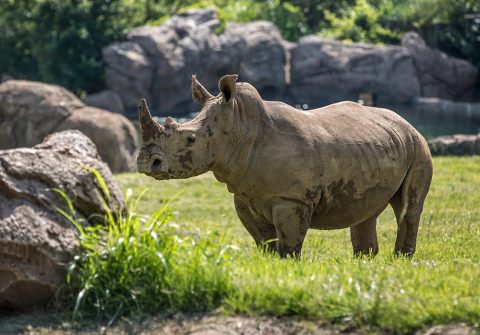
[{"left": 137, "top": 74, "right": 433, "bottom": 258}]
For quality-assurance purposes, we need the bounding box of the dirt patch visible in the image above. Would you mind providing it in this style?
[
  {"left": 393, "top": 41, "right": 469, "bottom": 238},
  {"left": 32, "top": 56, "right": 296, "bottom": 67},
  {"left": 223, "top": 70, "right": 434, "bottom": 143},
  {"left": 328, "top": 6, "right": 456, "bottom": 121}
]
[
  {"left": 0, "top": 312, "right": 356, "bottom": 335},
  {"left": 0, "top": 311, "right": 477, "bottom": 335}
]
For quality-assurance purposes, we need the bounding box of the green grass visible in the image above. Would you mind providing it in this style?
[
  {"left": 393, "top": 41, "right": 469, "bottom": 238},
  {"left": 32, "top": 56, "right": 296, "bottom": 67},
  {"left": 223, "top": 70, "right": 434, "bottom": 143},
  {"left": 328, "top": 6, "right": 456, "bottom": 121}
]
[
  {"left": 66, "top": 157, "right": 480, "bottom": 333},
  {"left": 59, "top": 187, "right": 235, "bottom": 324}
]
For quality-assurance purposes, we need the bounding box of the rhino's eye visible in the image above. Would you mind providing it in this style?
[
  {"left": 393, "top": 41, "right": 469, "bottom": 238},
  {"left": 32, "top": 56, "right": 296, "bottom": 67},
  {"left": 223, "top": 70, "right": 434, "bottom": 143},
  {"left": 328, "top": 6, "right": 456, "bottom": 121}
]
[{"left": 186, "top": 133, "right": 196, "bottom": 145}]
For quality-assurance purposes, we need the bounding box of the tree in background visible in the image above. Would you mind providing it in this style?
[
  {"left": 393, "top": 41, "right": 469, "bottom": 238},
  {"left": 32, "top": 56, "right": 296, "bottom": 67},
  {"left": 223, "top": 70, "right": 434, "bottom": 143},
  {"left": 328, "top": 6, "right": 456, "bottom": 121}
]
[
  {"left": 0, "top": 0, "right": 40, "bottom": 83},
  {"left": 0, "top": 0, "right": 175, "bottom": 95},
  {"left": 174, "top": 0, "right": 308, "bottom": 40},
  {"left": 318, "top": 0, "right": 400, "bottom": 44},
  {"left": 388, "top": 0, "right": 480, "bottom": 73}
]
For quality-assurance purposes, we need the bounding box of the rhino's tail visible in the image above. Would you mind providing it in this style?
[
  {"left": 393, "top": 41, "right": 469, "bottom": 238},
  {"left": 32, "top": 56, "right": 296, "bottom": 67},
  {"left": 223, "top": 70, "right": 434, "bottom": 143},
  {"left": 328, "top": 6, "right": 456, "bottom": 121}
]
[{"left": 398, "top": 163, "right": 414, "bottom": 224}]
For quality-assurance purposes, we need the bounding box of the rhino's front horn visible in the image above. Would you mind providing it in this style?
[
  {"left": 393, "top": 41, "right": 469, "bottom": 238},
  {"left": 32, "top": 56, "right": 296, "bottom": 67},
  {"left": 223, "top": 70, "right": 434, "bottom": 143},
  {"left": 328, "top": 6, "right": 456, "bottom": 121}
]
[{"left": 138, "top": 98, "right": 163, "bottom": 142}]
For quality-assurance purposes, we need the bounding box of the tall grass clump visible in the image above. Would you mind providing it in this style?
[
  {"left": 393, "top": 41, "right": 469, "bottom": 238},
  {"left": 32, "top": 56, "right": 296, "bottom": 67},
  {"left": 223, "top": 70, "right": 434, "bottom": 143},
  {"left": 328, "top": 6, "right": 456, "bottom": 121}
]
[{"left": 56, "top": 170, "right": 236, "bottom": 321}]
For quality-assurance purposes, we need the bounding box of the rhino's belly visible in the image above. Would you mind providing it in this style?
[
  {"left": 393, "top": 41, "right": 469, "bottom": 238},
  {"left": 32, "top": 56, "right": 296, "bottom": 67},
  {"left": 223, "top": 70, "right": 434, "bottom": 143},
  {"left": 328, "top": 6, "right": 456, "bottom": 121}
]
[{"left": 309, "top": 174, "right": 404, "bottom": 230}]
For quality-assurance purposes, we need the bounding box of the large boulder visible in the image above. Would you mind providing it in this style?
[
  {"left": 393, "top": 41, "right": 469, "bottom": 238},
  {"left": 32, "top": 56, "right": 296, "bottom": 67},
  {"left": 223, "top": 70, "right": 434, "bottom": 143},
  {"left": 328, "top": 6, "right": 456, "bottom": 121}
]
[
  {"left": 83, "top": 90, "right": 125, "bottom": 114},
  {"left": 289, "top": 36, "right": 421, "bottom": 106},
  {"left": 0, "top": 130, "right": 125, "bottom": 310},
  {"left": 103, "top": 8, "right": 287, "bottom": 116},
  {"left": 402, "top": 32, "right": 478, "bottom": 100},
  {"left": 103, "top": 41, "right": 155, "bottom": 116},
  {"left": 0, "top": 80, "right": 138, "bottom": 172},
  {"left": 428, "top": 133, "right": 480, "bottom": 156}
]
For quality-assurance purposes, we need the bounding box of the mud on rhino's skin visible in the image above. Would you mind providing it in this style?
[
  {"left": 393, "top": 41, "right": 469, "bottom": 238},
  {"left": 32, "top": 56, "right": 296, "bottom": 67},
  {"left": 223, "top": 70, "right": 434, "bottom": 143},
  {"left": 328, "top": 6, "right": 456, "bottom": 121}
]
[{"left": 137, "top": 74, "right": 433, "bottom": 258}]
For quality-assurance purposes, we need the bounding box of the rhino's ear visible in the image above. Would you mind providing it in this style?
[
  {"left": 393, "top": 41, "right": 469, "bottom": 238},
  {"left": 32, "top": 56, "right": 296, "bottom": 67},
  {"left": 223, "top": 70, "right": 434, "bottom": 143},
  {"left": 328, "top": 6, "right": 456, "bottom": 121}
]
[
  {"left": 218, "top": 74, "right": 238, "bottom": 104},
  {"left": 192, "top": 74, "right": 213, "bottom": 105}
]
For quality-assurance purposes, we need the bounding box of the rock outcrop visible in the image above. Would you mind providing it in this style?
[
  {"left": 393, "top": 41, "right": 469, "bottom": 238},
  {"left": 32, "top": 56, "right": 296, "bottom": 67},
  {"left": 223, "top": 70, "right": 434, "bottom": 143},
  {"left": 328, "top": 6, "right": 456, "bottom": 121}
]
[
  {"left": 83, "top": 90, "right": 125, "bottom": 114},
  {"left": 0, "top": 80, "right": 138, "bottom": 172},
  {"left": 289, "top": 36, "right": 420, "bottom": 106},
  {"left": 402, "top": 32, "right": 478, "bottom": 101},
  {"left": 103, "top": 9, "right": 478, "bottom": 116},
  {"left": 0, "top": 130, "right": 125, "bottom": 310},
  {"left": 429, "top": 133, "right": 480, "bottom": 156},
  {"left": 103, "top": 8, "right": 287, "bottom": 116}
]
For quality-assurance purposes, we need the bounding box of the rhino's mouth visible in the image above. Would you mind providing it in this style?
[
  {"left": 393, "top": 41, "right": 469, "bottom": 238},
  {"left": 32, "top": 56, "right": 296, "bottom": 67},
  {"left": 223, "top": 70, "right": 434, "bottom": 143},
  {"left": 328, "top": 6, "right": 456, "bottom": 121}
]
[
  {"left": 138, "top": 153, "right": 170, "bottom": 180},
  {"left": 145, "top": 171, "right": 170, "bottom": 180}
]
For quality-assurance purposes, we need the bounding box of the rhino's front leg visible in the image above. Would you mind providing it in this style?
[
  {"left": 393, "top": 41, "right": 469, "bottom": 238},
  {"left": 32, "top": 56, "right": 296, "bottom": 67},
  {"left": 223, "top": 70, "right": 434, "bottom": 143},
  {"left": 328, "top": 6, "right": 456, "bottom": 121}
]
[
  {"left": 272, "top": 200, "right": 311, "bottom": 258},
  {"left": 234, "top": 196, "right": 277, "bottom": 253}
]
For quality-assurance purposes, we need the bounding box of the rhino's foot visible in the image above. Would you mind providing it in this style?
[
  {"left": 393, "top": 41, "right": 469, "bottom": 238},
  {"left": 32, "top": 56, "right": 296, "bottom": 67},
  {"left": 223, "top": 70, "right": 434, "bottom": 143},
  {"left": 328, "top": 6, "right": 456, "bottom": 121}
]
[
  {"left": 353, "top": 249, "right": 379, "bottom": 258},
  {"left": 277, "top": 245, "right": 302, "bottom": 259},
  {"left": 257, "top": 239, "right": 278, "bottom": 254},
  {"left": 393, "top": 218, "right": 419, "bottom": 259},
  {"left": 393, "top": 247, "right": 416, "bottom": 258}
]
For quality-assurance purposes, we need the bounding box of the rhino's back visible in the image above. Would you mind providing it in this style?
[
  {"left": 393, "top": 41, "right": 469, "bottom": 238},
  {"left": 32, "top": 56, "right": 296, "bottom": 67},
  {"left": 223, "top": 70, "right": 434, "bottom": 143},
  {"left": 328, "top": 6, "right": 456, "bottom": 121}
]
[
  {"left": 258, "top": 101, "right": 426, "bottom": 229},
  {"left": 263, "top": 101, "right": 420, "bottom": 171},
  {"left": 266, "top": 100, "right": 417, "bottom": 146}
]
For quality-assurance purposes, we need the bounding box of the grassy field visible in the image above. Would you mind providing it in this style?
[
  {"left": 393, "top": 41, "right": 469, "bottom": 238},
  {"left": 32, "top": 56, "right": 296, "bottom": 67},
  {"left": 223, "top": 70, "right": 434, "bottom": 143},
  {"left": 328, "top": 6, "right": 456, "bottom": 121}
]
[{"left": 70, "top": 156, "right": 480, "bottom": 334}]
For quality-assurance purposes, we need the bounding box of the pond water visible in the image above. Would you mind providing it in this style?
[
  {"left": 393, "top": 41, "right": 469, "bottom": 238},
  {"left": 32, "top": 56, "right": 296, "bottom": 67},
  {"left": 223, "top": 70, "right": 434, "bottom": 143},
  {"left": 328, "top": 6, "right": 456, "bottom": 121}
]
[
  {"left": 384, "top": 104, "right": 480, "bottom": 139},
  {"left": 147, "top": 103, "right": 480, "bottom": 140}
]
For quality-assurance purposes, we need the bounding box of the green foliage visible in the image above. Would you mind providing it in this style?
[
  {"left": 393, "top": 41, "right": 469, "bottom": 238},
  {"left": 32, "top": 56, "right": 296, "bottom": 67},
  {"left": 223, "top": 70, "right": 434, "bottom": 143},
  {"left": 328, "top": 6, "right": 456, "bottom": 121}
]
[
  {"left": 259, "top": 1, "right": 309, "bottom": 41},
  {"left": 173, "top": 0, "right": 308, "bottom": 41},
  {"left": 320, "top": 0, "right": 400, "bottom": 44},
  {"left": 58, "top": 170, "right": 235, "bottom": 321},
  {"left": 1, "top": 1, "right": 127, "bottom": 94},
  {"left": 387, "top": 0, "right": 480, "bottom": 71}
]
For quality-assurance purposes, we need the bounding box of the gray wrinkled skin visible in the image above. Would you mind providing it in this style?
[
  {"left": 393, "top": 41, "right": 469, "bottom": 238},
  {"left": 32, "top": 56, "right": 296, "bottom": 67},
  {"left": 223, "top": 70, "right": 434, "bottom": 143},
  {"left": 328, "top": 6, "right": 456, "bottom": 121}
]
[{"left": 137, "top": 75, "right": 433, "bottom": 258}]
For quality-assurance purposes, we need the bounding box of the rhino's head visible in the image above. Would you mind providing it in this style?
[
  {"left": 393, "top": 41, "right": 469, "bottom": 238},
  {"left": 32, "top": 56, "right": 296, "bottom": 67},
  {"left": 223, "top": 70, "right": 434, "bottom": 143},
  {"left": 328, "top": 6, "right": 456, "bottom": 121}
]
[{"left": 137, "top": 74, "right": 238, "bottom": 179}]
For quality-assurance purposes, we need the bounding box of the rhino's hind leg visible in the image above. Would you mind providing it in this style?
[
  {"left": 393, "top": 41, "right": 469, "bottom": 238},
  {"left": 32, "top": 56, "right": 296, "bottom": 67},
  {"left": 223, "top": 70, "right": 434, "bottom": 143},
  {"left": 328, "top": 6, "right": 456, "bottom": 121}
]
[
  {"left": 350, "top": 214, "right": 380, "bottom": 257},
  {"left": 390, "top": 192, "right": 420, "bottom": 257},
  {"left": 234, "top": 196, "right": 277, "bottom": 253},
  {"left": 390, "top": 153, "right": 433, "bottom": 257}
]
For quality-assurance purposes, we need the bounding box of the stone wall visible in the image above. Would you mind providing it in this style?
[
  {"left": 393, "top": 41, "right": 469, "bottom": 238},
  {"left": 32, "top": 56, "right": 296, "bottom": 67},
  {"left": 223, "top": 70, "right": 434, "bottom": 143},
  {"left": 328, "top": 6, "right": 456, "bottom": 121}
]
[{"left": 103, "top": 8, "right": 478, "bottom": 117}]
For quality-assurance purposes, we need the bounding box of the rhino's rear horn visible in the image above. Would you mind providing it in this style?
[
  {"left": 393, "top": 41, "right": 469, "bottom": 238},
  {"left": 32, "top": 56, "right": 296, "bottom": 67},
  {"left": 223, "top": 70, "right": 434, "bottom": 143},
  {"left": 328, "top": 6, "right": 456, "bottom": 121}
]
[
  {"left": 138, "top": 98, "right": 163, "bottom": 141},
  {"left": 165, "top": 116, "right": 175, "bottom": 125},
  {"left": 192, "top": 74, "right": 213, "bottom": 105}
]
